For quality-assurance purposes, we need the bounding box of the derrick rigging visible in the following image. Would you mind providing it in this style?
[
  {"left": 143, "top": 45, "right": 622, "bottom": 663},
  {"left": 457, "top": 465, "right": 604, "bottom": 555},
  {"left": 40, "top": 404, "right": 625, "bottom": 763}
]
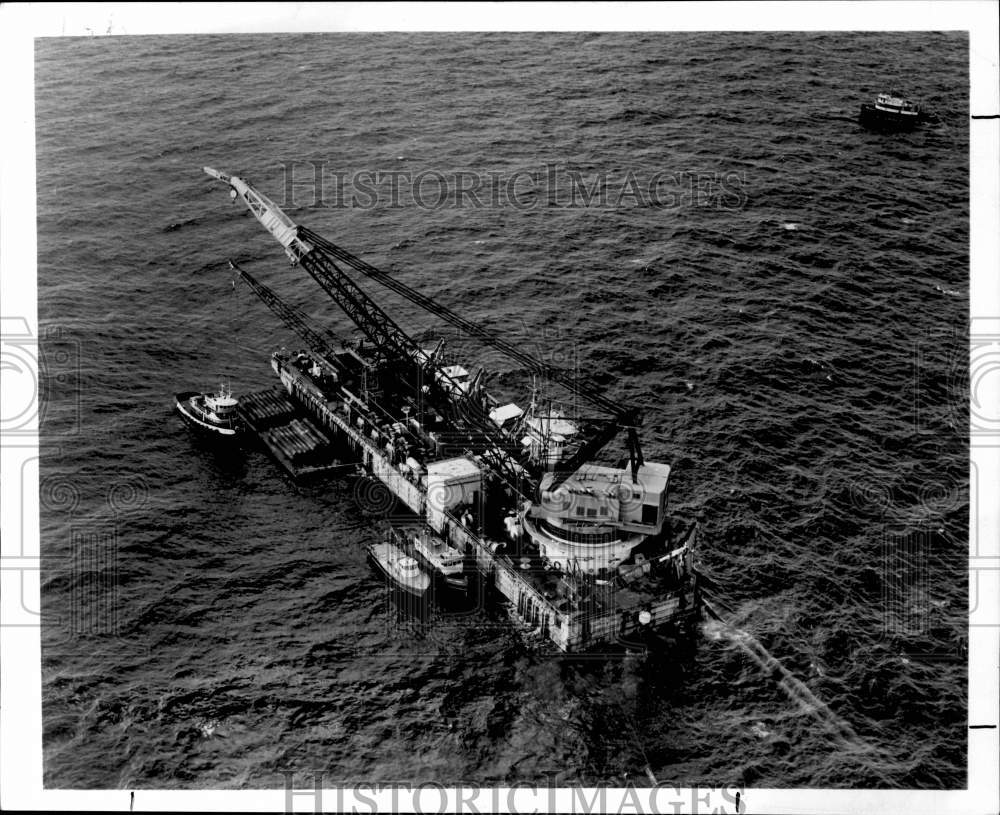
[
  {"left": 228, "top": 260, "right": 346, "bottom": 374},
  {"left": 204, "top": 167, "right": 645, "bottom": 494}
]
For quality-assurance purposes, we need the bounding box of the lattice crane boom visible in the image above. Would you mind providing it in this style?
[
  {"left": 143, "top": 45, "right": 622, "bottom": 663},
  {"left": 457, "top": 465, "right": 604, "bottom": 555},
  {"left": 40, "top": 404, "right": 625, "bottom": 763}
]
[
  {"left": 298, "top": 226, "right": 633, "bottom": 418},
  {"left": 228, "top": 260, "right": 345, "bottom": 373},
  {"left": 205, "top": 167, "right": 648, "bottom": 494},
  {"left": 296, "top": 225, "right": 645, "bottom": 487},
  {"left": 205, "top": 167, "right": 532, "bottom": 497}
]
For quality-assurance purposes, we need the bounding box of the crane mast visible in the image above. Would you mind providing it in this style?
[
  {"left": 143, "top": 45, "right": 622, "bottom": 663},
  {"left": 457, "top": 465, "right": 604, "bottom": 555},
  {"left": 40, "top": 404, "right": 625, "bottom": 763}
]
[
  {"left": 298, "top": 226, "right": 631, "bottom": 415},
  {"left": 228, "top": 260, "right": 346, "bottom": 375},
  {"left": 197, "top": 168, "right": 699, "bottom": 652},
  {"left": 297, "top": 225, "right": 644, "bottom": 488},
  {"left": 204, "top": 166, "right": 645, "bottom": 495},
  {"left": 300, "top": 237, "right": 532, "bottom": 497},
  {"left": 206, "top": 167, "right": 532, "bottom": 497}
]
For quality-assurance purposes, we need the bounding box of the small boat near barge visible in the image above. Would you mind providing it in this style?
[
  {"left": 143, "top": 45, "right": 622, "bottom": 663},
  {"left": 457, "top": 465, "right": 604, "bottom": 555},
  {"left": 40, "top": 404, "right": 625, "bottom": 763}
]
[
  {"left": 175, "top": 382, "right": 243, "bottom": 438},
  {"left": 395, "top": 524, "right": 469, "bottom": 594},
  {"left": 367, "top": 539, "right": 431, "bottom": 597},
  {"left": 859, "top": 91, "right": 922, "bottom": 130}
]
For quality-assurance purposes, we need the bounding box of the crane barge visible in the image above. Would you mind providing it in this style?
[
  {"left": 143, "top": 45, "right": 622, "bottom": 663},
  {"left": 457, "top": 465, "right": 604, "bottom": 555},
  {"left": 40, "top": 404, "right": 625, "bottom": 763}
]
[{"left": 204, "top": 166, "right": 700, "bottom": 652}]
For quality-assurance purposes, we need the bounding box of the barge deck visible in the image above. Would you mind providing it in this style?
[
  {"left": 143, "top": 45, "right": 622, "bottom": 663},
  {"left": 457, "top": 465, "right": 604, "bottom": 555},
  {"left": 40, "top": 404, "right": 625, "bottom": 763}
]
[
  {"left": 273, "top": 351, "right": 699, "bottom": 653},
  {"left": 239, "top": 387, "right": 354, "bottom": 479},
  {"left": 202, "top": 165, "right": 702, "bottom": 655}
]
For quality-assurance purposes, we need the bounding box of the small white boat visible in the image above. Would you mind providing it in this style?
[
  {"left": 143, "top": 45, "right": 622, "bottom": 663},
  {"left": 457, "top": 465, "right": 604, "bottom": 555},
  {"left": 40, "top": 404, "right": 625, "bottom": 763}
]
[
  {"left": 367, "top": 540, "right": 431, "bottom": 597},
  {"left": 407, "top": 526, "right": 468, "bottom": 592}
]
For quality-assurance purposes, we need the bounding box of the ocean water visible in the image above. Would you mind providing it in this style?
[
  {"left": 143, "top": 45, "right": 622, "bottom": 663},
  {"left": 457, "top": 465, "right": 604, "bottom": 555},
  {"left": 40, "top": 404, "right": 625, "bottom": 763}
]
[{"left": 35, "top": 32, "right": 969, "bottom": 789}]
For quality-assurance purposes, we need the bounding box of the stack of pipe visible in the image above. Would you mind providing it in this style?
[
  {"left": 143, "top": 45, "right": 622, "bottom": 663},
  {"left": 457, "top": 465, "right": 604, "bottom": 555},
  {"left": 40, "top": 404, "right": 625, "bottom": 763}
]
[
  {"left": 289, "top": 418, "right": 328, "bottom": 451},
  {"left": 240, "top": 389, "right": 299, "bottom": 428},
  {"left": 268, "top": 418, "right": 330, "bottom": 462},
  {"left": 267, "top": 425, "right": 301, "bottom": 460}
]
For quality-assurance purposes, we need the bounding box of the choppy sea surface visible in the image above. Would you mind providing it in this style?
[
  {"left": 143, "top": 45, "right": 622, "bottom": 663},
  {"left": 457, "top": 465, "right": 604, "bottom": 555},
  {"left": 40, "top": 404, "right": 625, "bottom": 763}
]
[{"left": 34, "top": 32, "right": 969, "bottom": 789}]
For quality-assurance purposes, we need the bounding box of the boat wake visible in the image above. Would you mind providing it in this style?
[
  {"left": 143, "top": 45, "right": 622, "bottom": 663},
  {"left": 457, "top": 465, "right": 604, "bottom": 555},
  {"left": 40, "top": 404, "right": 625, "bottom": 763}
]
[
  {"left": 697, "top": 591, "right": 928, "bottom": 786},
  {"left": 699, "top": 594, "right": 890, "bottom": 767}
]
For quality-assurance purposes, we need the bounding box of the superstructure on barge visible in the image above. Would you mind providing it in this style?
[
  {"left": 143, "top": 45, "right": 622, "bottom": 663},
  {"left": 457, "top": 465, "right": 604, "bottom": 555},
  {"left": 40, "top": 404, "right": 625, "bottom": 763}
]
[{"left": 204, "top": 166, "right": 700, "bottom": 653}]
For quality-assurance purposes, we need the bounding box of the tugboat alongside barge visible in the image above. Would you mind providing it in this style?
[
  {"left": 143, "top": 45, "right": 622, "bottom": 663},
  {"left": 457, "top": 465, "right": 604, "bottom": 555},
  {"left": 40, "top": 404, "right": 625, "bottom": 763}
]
[
  {"left": 397, "top": 524, "right": 469, "bottom": 594},
  {"left": 175, "top": 382, "right": 243, "bottom": 438},
  {"left": 202, "top": 166, "right": 701, "bottom": 654}
]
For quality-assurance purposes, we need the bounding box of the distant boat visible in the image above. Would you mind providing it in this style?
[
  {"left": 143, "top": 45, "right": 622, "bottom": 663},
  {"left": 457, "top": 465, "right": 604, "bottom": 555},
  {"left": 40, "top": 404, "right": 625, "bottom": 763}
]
[
  {"left": 859, "top": 91, "right": 922, "bottom": 130},
  {"left": 175, "top": 382, "right": 243, "bottom": 438},
  {"left": 368, "top": 539, "right": 431, "bottom": 597}
]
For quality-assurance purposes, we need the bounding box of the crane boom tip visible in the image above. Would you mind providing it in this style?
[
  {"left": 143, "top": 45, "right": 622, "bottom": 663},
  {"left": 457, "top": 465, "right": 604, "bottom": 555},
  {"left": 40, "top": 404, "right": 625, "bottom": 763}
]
[{"left": 203, "top": 166, "right": 230, "bottom": 182}]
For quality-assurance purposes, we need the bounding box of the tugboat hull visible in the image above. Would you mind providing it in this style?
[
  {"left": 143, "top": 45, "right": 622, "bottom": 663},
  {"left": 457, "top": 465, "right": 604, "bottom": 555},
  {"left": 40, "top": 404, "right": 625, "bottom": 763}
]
[
  {"left": 175, "top": 392, "right": 241, "bottom": 438},
  {"left": 859, "top": 104, "right": 920, "bottom": 131}
]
